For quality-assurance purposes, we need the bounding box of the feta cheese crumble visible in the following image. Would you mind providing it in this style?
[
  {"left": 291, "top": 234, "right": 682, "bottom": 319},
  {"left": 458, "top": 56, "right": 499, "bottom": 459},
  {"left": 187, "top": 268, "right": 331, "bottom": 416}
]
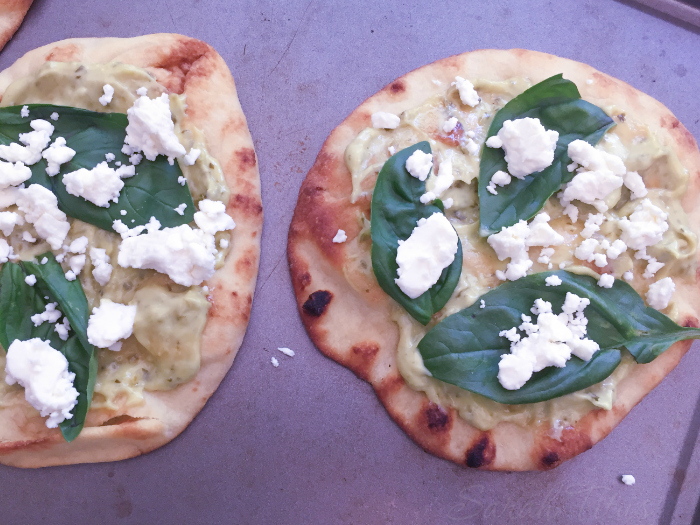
[
  {"left": 89, "top": 247, "right": 113, "bottom": 286},
  {"left": 405, "top": 150, "right": 433, "bottom": 181},
  {"left": 486, "top": 170, "right": 511, "bottom": 195},
  {"left": 452, "top": 76, "right": 480, "bottom": 107},
  {"left": 443, "top": 117, "right": 458, "bottom": 133},
  {"left": 646, "top": 277, "right": 675, "bottom": 310},
  {"left": 271, "top": 356, "right": 280, "bottom": 367},
  {"left": 545, "top": 275, "right": 562, "bottom": 286},
  {"left": 618, "top": 198, "right": 669, "bottom": 252},
  {"left": 98, "top": 84, "right": 115, "bottom": 106},
  {"left": 86, "top": 299, "right": 137, "bottom": 349},
  {"left": 0, "top": 211, "right": 21, "bottom": 236},
  {"left": 62, "top": 161, "right": 134, "bottom": 207},
  {"left": 193, "top": 199, "right": 236, "bottom": 235},
  {"left": 621, "top": 475, "right": 636, "bottom": 486},
  {"left": 485, "top": 118, "right": 559, "bottom": 179},
  {"left": 174, "top": 203, "right": 187, "bottom": 216},
  {"left": 371, "top": 112, "right": 401, "bottom": 129},
  {"left": 420, "top": 159, "right": 454, "bottom": 203},
  {"left": 277, "top": 347, "right": 295, "bottom": 357},
  {"left": 20, "top": 105, "right": 29, "bottom": 118},
  {"left": 16, "top": 184, "right": 70, "bottom": 250},
  {"left": 42, "top": 137, "right": 76, "bottom": 176},
  {"left": 122, "top": 93, "right": 187, "bottom": 162},
  {"left": 332, "top": 229, "right": 347, "bottom": 243},
  {"left": 598, "top": 274, "right": 614, "bottom": 288},
  {"left": 118, "top": 224, "right": 217, "bottom": 287},
  {"left": 183, "top": 148, "right": 201, "bottom": 166},
  {"left": 497, "top": 294, "right": 600, "bottom": 390},
  {"left": 0, "top": 160, "right": 31, "bottom": 189},
  {"left": 395, "top": 212, "right": 458, "bottom": 299},
  {"left": 50, "top": 112, "right": 59, "bottom": 121},
  {"left": 0, "top": 119, "right": 54, "bottom": 165},
  {"left": 31, "top": 302, "right": 61, "bottom": 327},
  {"left": 5, "top": 338, "right": 78, "bottom": 428}
]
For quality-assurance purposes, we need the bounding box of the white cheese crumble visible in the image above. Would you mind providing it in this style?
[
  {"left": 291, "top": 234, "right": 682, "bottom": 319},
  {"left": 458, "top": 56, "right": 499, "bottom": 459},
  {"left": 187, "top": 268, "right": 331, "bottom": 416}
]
[
  {"left": 105, "top": 152, "right": 116, "bottom": 162},
  {"left": 0, "top": 239, "right": 10, "bottom": 263},
  {"left": 486, "top": 170, "right": 511, "bottom": 195},
  {"left": 0, "top": 119, "right": 54, "bottom": 165},
  {"left": 22, "top": 231, "right": 36, "bottom": 243},
  {"left": 16, "top": 184, "right": 70, "bottom": 250},
  {"left": 485, "top": 118, "right": 559, "bottom": 179},
  {"left": 480, "top": 299, "right": 485, "bottom": 309},
  {"left": 371, "top": 112, "right": 401, "bottom": 129},
  {"left": 497, "top": 294, "right": 599, "bottom": 390},
  {"left": 442, "top": 198, "right": 453, "bottom": 209},
  {"left": 643, "top": 258, "right": 664, "bottom": 279},
  {"left": 87, "top": 299, "right": 137, "bottom": 349},
  {"left": 443, "top": 117, "right": 458, "bottom": 133},
  {"left": 174, "top": 203, "right": 187, "bottom": 216},
  {"left": 89, "top": 247, "right": 113, "bottom": 286},
  {"left": 31, "top": 302, "right": 61, "bottom": 327},
  {"left": 545, "top": 275, "right": 562, "bottom": 286},
  {"left": 646, "top": 277, "right": 675, "bottom": 310},
  {"left": 580, "top": 213, "right": 604, "bottom": 239},
  {"left": 24, "top": 274, "right": 36, "bottom": 286},
  {"left": 69, "top": 254, "right": 86, "bottom": 275},
  {"left": 560, "top": 140, "right": 626, "bottom": 212},
  {"left": 122, "top": 93, "right": 186, "bottom": 162},
  {"left": 42, "top": 137, "right": 76, "bottom": 176},
  {"left": 598, "top": 274, "right": 614, "bottom": 288},
  {"left": 183, "top": 148, "right": 201, "bottom": 166},
  {"left": 277, "top": 347, "right": 295, "bottom": 357},
  {"left": 271, "top": 356, "right": 280, "bottom": 367},
  {"left": 395, "top": 212, "right": 458, "bottom": 299},
  {"left": 98, "top": 84, "right": 115, "bottom": 106},
  {"left": 621, "top": 475, "right": 636, "bottom": 486},
  {"left": 0, "top": 211, "right": 22, "bottom": 236},
  {"left": 193, "top": 199, "right": 236, "bottom": 235},
  {"left": 452, "top": 76, "right": 480, "bottom": 107},
  {"left": 136, "top": 87, "right": 148, "bottom": 96},
  {"left": 489, "top": 213, "right": 564, "bottom": 281},
  {"left": 118, "top": 224, "right": 217, "bottom": 287},
  {"left": 623, "top": 271, "right": 634, "bottom": 282},
  {"left": 420, "top": 159, "right": 454, "bottom": 203},
  {"left": 618, "top": 198, "right": 669, "bottom": 252},
  {"left": 405, "top": 150, "right": 433, "bottom": 181},
  {"left": 50, "top": 112, "right": 59, "bottom": 121},
  {"left": 62, "top": 161, "right": 134, "bottom": 207},
  {"left": 20, "top": 105, "right": 29, "bottom": 118},
  {"left": 0, "top": 160, "right": 31, "bottom": 189},
  {"left": 69, "top": 236, "right": 89, "bottom": 254},
  {"left": 5, "top": 338, "right": 79, "bottom": 428},
  {"left": 623, "top": 171, "right": 647, "bottom": 200},
  {"left": 177, "top": 176, "right": 187, "bottom": 186},
  {"left": 332, "top": 229, "right": 347, "bottom": 243}
]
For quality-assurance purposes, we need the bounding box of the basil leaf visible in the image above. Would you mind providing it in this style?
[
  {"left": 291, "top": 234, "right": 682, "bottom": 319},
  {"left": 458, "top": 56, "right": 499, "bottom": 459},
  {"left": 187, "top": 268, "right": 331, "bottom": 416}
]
[
  {"left": 0, "top": 104, "right": 194, "bottom": 232},
  {"left": 0, "top": 254, "right": 96, "bottom": 441},
  {"left": 370, "top": 142, "right": 463, "bottom": 325},
  {"left": 478, "top": 75, "right": 615, "bottom": 236},
  {"left": 418, "top": 271, "right": 700, "bottom": 404}
]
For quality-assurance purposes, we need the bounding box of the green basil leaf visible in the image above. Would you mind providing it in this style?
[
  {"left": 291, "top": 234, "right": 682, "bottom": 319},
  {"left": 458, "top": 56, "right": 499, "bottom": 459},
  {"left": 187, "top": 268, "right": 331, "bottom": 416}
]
[
  {"left": 0, "top": 104, "right": 194, "bottom": 232},
  {"left": 478, "top": 75, "right": 615, "bottom": 236},
  {"left": 418, "top": 271, "right": 700, "bottom": 404},
  {"left": 0, "top": 254, "right": 96, "bottom": 441},
  {"left": 370, "top": 142, "right": 463, "bottom": 325}
]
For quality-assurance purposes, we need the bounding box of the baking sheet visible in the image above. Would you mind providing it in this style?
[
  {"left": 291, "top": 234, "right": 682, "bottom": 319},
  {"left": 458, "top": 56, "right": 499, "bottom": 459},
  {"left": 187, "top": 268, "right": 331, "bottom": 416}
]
[{"left": 0, "top": 0, "right": 699, "bottom": 523}]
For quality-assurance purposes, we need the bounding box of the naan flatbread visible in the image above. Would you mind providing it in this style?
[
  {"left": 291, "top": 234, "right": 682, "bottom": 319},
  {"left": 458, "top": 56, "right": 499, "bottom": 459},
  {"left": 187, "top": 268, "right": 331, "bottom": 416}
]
[
  {"left": 288, "top": 49, "right": 700, "bottom": 470},
  {"left": 0, "top": 0, "right": 32, "bottom": 53},
  {"left": 0, "top": 34, "right": 262, "bottom": 467}
]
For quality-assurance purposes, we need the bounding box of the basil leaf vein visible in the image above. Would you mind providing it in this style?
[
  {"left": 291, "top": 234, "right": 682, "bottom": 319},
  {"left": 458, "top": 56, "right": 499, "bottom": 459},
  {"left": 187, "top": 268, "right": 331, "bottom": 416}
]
[
  {"left": 478, "top": 75, "right": 615, "bottom": 236},
  {"left": 370, "top": 142, "right": 462, "bottom": 325},
  {"left": 417, "top": 271, "right": 700, "bottom": 404}
]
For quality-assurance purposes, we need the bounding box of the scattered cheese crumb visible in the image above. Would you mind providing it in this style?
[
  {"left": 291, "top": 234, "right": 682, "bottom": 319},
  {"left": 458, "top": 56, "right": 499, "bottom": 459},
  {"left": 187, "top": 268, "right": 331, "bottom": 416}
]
[
  {"left": 598, "top": 274, "right": 615, "bottom": 288},
  {"left": 87, "top": 299, "right": 137, "bottom": 348},
  {"left": 452, "top": 76, "right": 480, "bottom": 107},
  {"left": 405, "top": 150, "right": 433, "bottom": 181},
  {"left": 332, "top": 229, "right": 347, "bottom": 243},
  {"left": 99, "top": 84, "right": 115, "bottom": 106},
  {"left": 485, "top": 118, "right": 559, "bottom": 179},
  {"left": 174, "top": 203, "right": 187, "bottom": 216},
  {"left": 183, "top": 148, "right": 201, "bottom": 166},
  {"left": 443, "top": 117, "right": 458, "bottom": 133},
  {"left": 621, "top": 475, "right": 636, "bottom": 486},
  {"left": 20, "top": 105, "right": 29, "bottom": 118},
  {"left": 545, "top": 275, "right": 562, "bottom": 286},
  {"left": 480, "top": 299, "right": 486, "bottom": 309},
  {"left": 50, "top": 112, "right": 59, "bottom": 121},
  {"left": 25, "top": 274, "right": 36, "bottom": 286},
  {"left": 623, "top": 271, "right": 634, "bottom": 282},
  {"left": 277, "top": 347, "right": 295, "bottom": 357},
  {"left": 371, "top": 112, "right": 400, "bottom": 129},
  {"left": 646, "top": 277, "right": 675, "bottom": 310},
  {"left": 105, "top": 152, "right": 116, "bottom": 162},
  {"left": 271, "top": 356, "right": 279, "bottom": 367}
]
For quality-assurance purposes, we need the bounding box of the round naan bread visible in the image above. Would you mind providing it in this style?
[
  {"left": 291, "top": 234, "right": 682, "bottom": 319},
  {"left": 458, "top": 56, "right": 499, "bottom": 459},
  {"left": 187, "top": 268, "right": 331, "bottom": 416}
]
[
  {"left": 287, "top": 49, "right": 700, "bottom": 470},
  {"left": 0, "top": 34, "right": 262, "bottom": 467}
]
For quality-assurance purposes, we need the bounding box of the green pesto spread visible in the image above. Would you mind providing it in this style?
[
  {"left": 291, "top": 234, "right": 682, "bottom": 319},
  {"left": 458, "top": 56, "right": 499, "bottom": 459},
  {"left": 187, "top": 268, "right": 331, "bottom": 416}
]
[
  {"left": 0, "top": 62, "right": 230, "bottom": 410},
  {"left": 345, "top": 78, "right": 698, "bottom": 432}
]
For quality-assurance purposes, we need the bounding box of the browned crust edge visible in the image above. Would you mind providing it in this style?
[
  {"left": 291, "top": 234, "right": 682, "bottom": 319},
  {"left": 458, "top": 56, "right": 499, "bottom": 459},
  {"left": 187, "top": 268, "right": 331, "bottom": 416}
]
[{"left": 287, "top": 48, "right": 700, "bottom": 471}]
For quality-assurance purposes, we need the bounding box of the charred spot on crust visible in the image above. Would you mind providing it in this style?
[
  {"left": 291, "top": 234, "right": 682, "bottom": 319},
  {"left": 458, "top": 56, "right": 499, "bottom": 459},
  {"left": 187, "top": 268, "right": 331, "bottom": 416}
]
[
  {"left": 302, "top": 290, "right": 333, "bottom": 316},
  {"left": 236, "top": 148, "right": 257, "bottom": 169},
  {"left": 541, "top": 451, "right": 560, "bottom": 469},
  {"left": 425, "top": 404, "right": 449, "bottom": 431},
  {"left": 466, "top": 434, "right": 495, "bottom": 468},
  {"left": 617, "top": 114, "right": 626, "bottom": 122},
  {"left": 390, "top": 81, "right": 405, "bottom": 94},
  {"left": 684, "top": 318, "right": 699, "bottom": 328}
]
